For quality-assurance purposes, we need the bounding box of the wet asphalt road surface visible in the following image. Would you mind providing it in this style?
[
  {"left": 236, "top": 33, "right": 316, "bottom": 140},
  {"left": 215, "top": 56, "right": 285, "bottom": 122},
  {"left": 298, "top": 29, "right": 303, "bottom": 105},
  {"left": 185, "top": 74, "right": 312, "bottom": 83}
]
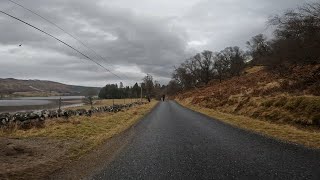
[{"left": 93, "top": 101, "right": 320, "bottom": 179}]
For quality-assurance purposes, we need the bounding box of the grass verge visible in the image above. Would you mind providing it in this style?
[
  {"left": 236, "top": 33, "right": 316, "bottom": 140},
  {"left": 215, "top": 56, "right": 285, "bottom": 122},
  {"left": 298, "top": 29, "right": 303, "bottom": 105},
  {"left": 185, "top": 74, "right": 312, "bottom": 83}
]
[
  {"left": 1, "top": 100, "right": 158, "bottom": 158},
  {"left": 177, "top": 99, "right": 320, "bottom": 149}
]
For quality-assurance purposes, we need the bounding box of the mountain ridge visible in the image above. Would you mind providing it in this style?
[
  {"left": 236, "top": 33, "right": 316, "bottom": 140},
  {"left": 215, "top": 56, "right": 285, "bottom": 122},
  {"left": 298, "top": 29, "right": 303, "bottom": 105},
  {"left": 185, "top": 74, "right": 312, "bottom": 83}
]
[{"left": 0, "top": 78, "right": 100, "bottom": 97}]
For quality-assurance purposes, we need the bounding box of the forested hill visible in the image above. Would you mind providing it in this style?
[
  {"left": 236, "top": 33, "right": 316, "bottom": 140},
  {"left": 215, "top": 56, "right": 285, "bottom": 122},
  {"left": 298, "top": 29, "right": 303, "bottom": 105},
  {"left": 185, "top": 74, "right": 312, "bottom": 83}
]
[{"left": 0, "top": 78, "right": 100, "bottom": 97}]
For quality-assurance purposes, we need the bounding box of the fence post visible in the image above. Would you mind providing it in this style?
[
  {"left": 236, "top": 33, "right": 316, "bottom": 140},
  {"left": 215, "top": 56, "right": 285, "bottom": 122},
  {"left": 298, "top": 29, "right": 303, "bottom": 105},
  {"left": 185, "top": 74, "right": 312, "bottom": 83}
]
[
  {"left": 58, "top": 97, "right": 62, "bottom": 116},
  {"left": 112, "top": 98, "right": 115, "bottom": 112}
]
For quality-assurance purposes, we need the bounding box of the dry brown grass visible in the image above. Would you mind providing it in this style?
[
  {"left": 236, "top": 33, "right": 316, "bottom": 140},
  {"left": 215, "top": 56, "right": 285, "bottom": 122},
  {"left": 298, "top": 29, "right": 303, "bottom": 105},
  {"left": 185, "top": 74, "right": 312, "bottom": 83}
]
[
  {"left": 0, "top": 101, "right": 158, "bottom": 158},
  {"left": 178, "top": 99, "right": 320, "bottom": 149},
  {"left": 244, "top": 65, "right": 265, "bottom": 74},
  {"left": 176, "top": 65, "right": 320, "bottom": 127}
]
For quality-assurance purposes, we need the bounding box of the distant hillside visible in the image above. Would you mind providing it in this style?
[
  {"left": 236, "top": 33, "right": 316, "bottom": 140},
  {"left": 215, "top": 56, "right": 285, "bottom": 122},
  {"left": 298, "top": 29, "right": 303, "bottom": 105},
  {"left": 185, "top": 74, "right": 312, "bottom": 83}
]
[{"left": 0, "top": 78, "right": 101, "bottom": 97}]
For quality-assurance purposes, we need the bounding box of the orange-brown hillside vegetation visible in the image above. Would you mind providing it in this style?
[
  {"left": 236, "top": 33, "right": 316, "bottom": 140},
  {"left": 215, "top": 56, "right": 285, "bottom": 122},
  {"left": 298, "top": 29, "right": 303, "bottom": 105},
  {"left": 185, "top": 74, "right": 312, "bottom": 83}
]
[{"left": 176, "top": 65, "right": 320, "bottom": 127}]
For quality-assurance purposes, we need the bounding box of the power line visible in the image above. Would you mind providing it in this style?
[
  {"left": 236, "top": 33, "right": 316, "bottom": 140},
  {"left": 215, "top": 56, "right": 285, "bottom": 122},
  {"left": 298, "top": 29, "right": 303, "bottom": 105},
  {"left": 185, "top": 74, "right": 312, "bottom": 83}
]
[
  {"left": 6, "top": 0, "right": 130, "bottom": 79},
  {"left": 0, "top": 10, "right": 122, "bottom": 79}
]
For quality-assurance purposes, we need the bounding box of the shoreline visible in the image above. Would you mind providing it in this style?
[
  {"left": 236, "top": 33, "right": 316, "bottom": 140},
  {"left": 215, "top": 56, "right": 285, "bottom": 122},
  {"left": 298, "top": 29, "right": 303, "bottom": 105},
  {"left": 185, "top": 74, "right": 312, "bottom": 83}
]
[{"left": 0, "top": 97, "right": 84, "bottom": 113}]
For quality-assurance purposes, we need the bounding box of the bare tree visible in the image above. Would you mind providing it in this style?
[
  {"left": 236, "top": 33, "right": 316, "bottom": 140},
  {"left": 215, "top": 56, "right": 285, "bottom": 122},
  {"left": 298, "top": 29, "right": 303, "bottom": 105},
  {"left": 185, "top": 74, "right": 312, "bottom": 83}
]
[
  {"left": 83, "top": 96, "right": 94, "bottom": 109},
  {"left": 184, "top": 50, "right": 215, "bottom": 85},
  {"left": 183, "top": 58, "right": 200, "bottom": 84},
  {"left": 268, "top": 2, "right": 320, "bottom": 65},
  {"left": 214, "top": 51, "right": 231, "bottom": 83},
  {"left": 200, "top": 50, "right": 215, "bottom": 84},
  {"left": 221, "top": 47, "right": 246, "bottom": 76},
  {"left": 166, "top": 80, "right": 181, "bottom": 96},
  {"left": 143, "top": 74, "right": 154, "bottom": 97},
  {"left": 83, "top": 88, "right": 97, "bottom": 109},
  {"left": 246, "top": 34, "right": 272, "bottom": 65},
  {"left": 172, "top": 66, "right": 195, "bottom": 90}
]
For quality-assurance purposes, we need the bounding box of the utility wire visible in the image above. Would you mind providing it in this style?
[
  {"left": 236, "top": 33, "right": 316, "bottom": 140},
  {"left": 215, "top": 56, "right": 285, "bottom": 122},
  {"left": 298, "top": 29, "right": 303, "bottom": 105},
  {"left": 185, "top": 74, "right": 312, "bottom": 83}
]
[
  {"left": 0, "top": 10, "right": 122, "bottom": 79},
  {"left": 6, "top": 0, "right": 130, "bottom": 79}
]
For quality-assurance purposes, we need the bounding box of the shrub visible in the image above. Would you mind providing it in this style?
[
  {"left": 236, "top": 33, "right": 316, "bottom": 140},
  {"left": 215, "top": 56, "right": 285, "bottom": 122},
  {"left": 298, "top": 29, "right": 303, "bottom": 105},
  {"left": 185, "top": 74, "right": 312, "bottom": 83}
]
[
  {"left": 312, "top": 114, "right": 320, "bottom": 126},
  {"left": 308, "top": 82, "right": 320, "bottom": 96},
  {"left": 261, "top": 99, "right": 275, "bottom": 108},
  {"left": 284, "top": 97, "right": 303, "bottom": 111},
  {"left": 298, "top": 98, "right": 309, "bottom": 110},
  {"left": 305, "top": 99, "right": 320, "bottom": 114},
  {"left": 264, "top": 110, "right": 282, "bottom": 121},
  {"left": 250, "top": 109, "right": 265, "bottom": 118},
  {"left": 274, "top": 96, "right": 287, "bottom": 107}
]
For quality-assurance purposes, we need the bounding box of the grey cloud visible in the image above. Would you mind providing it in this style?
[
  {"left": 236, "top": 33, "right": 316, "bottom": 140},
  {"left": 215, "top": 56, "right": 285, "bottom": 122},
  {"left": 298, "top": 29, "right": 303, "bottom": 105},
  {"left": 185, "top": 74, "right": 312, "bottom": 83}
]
[
  {"left": 180, "top": 0, "right": 316, "bottom": 50},
  {"left": 0, "top": 0, "right": 313, "bottom": 86}
]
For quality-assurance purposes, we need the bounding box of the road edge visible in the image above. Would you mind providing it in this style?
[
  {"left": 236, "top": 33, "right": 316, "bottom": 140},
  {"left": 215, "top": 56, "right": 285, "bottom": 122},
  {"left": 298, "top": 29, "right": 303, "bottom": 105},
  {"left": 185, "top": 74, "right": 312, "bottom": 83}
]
[
  {"left": 174, "top": 100, "right": 320, "bottom": 150},
  {"left": 47, "top": 101, "right": 161, "bottom": 180}
]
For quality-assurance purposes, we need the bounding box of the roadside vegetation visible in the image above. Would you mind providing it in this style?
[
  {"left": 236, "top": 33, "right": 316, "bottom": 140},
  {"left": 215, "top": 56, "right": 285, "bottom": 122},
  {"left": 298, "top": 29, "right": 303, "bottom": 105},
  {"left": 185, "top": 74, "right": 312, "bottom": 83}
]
[
  {"left": 0, "top": 101, "right": 158, "bottom": 179},
  {"left": 1, "top": 100, "right": 157, "bottom": 157},
  {"left": 178, "top": 95, "right": 320, "bottom": 149},
  {"left": 176, "top": 66, "right": 320, "bottom": 127},
  {"left": 168, "top": 2, "right": 320, "bottom": 148}
]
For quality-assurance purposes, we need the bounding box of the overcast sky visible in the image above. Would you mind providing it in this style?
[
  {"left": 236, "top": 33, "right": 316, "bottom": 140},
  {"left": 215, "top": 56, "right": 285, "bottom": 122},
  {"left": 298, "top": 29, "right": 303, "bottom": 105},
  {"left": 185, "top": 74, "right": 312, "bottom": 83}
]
[{"left": 0, "top": 0, "right": 314, "bottom": 87}]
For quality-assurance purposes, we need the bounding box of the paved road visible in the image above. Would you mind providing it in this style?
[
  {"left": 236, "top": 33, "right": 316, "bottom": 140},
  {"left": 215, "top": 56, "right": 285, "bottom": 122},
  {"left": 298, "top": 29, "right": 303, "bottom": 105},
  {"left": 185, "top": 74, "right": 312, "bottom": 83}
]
[{"left": 93, "top": 101, "right": 320, "bottom": 179}]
